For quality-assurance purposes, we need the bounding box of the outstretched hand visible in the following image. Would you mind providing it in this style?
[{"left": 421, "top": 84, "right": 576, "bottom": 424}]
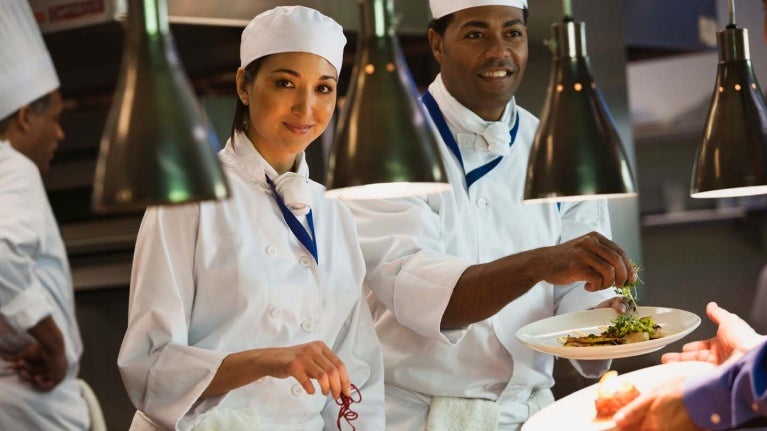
[
  {"left": 2, "top": 341, "right": 67, "bottom": 391},
  {"left": 540, "top": 231, "right": 635, "bottom": 292},
  {"left": 662, "top": 302, "right": 765, "bottom": 366}
]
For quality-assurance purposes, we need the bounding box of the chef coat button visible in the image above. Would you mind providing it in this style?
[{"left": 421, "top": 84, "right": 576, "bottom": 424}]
[
  {"left": 265, "top": 245, "right": 278, "bottom": 256},
  {"left": 300, "top": 320, "right": 313, "bottom": 332},
  {"left": 710, "top": 413, "right": 721, "bottom": 424},
  {"left": 477, "top": 198, "right": 488, "bottom": 208},
  {"left": 291, "top": 384, "right": 304, "bottom": 397},
  {"left": 269, "top": 307, "right": 282, "bottom": 318},
  {"left": 299, "top": 256, "right": 312, "bottom": 267}
]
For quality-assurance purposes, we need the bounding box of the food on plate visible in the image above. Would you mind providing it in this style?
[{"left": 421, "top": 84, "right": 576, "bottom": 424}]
[
  {"left": 561, "top": 313, "right": 665, "bottom": 346},
  {"left": 559, "top": 262, "right": 665, "bottom": 347},
  {"left": 594, "top": 370, "right": 641, "bottom": 418}
]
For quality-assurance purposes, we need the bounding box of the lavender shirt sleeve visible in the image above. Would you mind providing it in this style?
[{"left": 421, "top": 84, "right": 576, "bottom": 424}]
[{"left": 682, "top": 340, "right": 767, "bottom": 430}]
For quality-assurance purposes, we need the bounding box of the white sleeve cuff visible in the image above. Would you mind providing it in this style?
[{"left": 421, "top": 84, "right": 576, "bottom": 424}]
[
  {"left": 393, "top": 250, "right": 471, "bottom": 344},
  {"left": 144, "top": 344, "right": 227, "bottom": 430},
  {"left": 0, "top": 280, "right": 53, "bottom": 332}
]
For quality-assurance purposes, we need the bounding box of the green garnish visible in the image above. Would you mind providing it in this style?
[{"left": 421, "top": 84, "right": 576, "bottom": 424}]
[
  {"left": 608, "top": 262, "right": 653, "bottom": 337},
  {"left": 605, "top": 314, "right": 656, "bottom": 337},
  {"left": 614, "top": 263, "right": 642, "bottom": 312}
]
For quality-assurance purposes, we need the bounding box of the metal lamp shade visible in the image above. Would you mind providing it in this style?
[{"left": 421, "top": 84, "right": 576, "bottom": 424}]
[
  {"left": 690, "top": 27, "right": 767, "bottom": 198},
  {"left": 325, "top": 0, "right": 449, "bottom": 200},
  {"left": 93, "top": 0, "right": 230, "bottom": 213},
  {"left": 524, "top": 20, "right": 636, "bottom": 203}
]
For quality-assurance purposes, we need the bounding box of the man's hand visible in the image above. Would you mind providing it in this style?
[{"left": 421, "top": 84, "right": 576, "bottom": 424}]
[
  {"left": 3, "top": 340, "right": 67, "bottom": 391},
  {"left": 539, "top": 231, "right": 635, "bottom": 292},
  {"left": 613, "top": 377, "right": 701, "bottom": 431},
  {"left": 2, "top": 315, "right": 67, "bottom": 391},
  {"left": 662, "top": 302, "right": 765, "bottom": 366},
  {"left": 444, "top": 231, "right": 635, "bottom": 329}
]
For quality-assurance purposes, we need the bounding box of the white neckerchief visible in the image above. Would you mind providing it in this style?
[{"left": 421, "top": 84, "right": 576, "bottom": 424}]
[
  {"left": 232, "top": 131, "right": 312, "bottom": 217},
  {"left": 429, "top": 75, "right": 517, "bottom": 172},
  {"left": 272, "top": 171, "right": 311, "bottom": 216}
]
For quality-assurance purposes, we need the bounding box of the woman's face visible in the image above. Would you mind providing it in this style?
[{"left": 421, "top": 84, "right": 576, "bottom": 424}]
[{"left": 237, "top": 52, "right": 338, "bottom": 171}]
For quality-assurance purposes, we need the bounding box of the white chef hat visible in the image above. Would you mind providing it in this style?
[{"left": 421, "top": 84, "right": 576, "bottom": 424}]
[
  {"left": 0, "top": 0, "right": 60, "bottom": 121},
  {"left": 429, "top": 0, "right": 528, "bottom": 20},
  {"left": 240, "top": 6, "right": 346, "bottom": 75}
]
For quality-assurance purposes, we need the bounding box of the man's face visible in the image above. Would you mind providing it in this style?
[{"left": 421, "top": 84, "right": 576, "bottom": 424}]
[
  {"left": 25, "top": 90, "right": 64, "bottom": 173},
  {"left": 428, "top": 6, "right": 528, "bottom": 121}
]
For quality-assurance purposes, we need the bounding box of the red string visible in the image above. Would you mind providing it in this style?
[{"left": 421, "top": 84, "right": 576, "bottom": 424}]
[{"left": 336, "top": 383, "right": 361, "bottom": 431}]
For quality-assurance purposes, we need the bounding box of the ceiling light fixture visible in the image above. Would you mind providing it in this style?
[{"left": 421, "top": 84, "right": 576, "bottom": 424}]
[
  {"left": 325, "top": 0, "right": 450, "bottom": 200},
  {"left": 690, "top": 0, "right": 767, "bottom": 199},
  {"left": 524, "top": 0, "right": 637, "bottom": 203},
  {"left": 93, "top": 0, "right": 230, "bottom": 212}
]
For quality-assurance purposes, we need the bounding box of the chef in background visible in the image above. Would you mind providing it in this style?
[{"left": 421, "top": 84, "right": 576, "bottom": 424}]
[
  {"left": 343, "top": 0, "right": 634, "bottom": 429},
  {"left": 117, "top": 6, "right": 384, "bottom": 430},
  {"left": 0, "top": 0, "right": 89, "bottom": 429}
]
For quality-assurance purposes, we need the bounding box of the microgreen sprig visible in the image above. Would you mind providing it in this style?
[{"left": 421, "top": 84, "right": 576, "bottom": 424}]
[{"left": 614, "top": 263, "right": 642, "bottom": 313}]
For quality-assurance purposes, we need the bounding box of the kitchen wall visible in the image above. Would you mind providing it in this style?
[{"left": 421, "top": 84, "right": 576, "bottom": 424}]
[
  {"left": 35, "top": 0, "right": 767, "bottom": 429},
  {"left": 556, "top": 0, "right": 767, "bottom": 397}
]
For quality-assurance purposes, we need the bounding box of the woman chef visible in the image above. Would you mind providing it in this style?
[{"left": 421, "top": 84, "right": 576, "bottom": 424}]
[{"left": 117, "top": 6, "right": 384, "bottom": 430}]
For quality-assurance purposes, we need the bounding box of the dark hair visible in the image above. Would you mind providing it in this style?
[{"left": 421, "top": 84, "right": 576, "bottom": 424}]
[
  {"left": 427, "top": 8, "right": 529, "bottom": 36},
  {"left": 0, "top": 92, "right": 53, "bottom": 135},
  {"left": 230, "top": 57, "right": 265, "bottom": 141}
]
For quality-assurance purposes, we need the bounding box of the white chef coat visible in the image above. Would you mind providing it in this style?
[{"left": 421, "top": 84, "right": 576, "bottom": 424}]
[
  {"left": 344, "top": 75, "right": 615, "bottom": 431},
  {"left": 118, "top": 132, "right": 385, "bottom": 431},
  {"left": 0, "top": 140, "right": 89, "bottom": 430}
]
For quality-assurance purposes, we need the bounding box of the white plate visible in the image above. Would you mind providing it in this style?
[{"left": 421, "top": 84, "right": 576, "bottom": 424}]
[
  {"left": 522, "top": 361, "right": 716, "bottom": 431},
  {"left": 515, "top": 306, "right": 701, "bottom": 360}
]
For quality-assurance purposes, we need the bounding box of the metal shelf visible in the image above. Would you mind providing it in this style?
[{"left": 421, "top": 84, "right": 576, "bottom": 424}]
[{"left": 641, "top": 207, "right": 747, "bottom": 227}]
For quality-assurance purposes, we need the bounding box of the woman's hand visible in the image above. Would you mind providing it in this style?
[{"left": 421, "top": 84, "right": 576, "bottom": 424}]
[
  {"left": 202, "top": 340, "right": 351, "bottom": 400},
  {"left": 259, "top": 341, "right": 351, "bottom": 399}
]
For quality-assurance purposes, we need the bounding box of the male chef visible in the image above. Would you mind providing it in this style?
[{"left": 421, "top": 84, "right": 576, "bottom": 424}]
[
  {"left": 344, "top": 1, "right": 634, "bottom": 430},
  {"left": 0, "top": 0, "right": 88, "bottom": 428}
]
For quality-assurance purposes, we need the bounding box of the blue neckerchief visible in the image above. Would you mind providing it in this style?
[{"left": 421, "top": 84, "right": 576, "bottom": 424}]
[
  {"left": 422, "top": 90, "right": 519, "bottom": 190},
  {"left": 266, "top": 176, "right": 318, "bottom": 264}
]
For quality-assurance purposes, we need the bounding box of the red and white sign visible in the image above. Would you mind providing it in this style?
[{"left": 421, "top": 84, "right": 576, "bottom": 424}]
[{"left": 30, "top": 0, "right": 125, "bottom": 33}]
